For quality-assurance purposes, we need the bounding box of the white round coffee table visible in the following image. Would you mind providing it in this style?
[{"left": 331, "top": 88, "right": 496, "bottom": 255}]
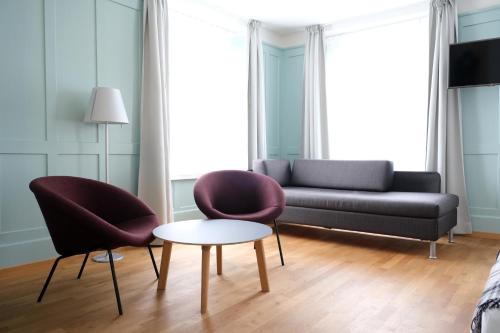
[{"left": 153, "top": 219, "right": 273, "bottom": 314}]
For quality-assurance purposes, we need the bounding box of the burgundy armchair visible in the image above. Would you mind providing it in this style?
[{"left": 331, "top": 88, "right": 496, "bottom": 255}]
[
  {"left": 30, "top": 176, "right": 160, "bottom": 315},
  {"left": 193, "top": 170, "right": 286, "bottom": 265}
]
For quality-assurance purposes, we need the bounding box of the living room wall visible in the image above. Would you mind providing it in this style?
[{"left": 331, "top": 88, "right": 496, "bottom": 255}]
[
  {"left": 0, "top": 0, "right": 200, "bottom": 268},
  {"left": 2, "top": 1, "right": 499, "bottom": 268}
]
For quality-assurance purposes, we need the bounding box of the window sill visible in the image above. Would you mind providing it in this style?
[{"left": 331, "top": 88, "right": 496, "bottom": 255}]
[{"left": 170, "top": 174, "right": 200, "bottom": 181}]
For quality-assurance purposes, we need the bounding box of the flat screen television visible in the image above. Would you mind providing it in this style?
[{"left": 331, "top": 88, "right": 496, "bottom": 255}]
[{"left": 449, "top": 37, "right": 500, "bottom": 88}]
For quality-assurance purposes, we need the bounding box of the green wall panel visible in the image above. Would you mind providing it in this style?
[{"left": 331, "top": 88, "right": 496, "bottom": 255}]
[
  {"left": 459, "top": 5, "right": 500, "bottom": 232},
  {"left": 56, "top": 154, "right": 99, "bottom": 180},
  {"left": 464, "top": 155, "right": 498, "bottom": 209},
  {"left": 0, "top": 0, "right": 46, "bottom": 142},
  {"left": 459, "top": 6, "right": 500, "bottom": 41},
  {"left": 97, "top": 0, "right": 142, "bottom": 146},
  {"left": 280, "top": 47, "right": 304, "bottom": 160},
  {"left": 172, "top": 179, "right": 205, "bottom": 221},
  {"left": 109, "top": 154, "right": 139, "bottom": 194},
  {"left": 55, "top": 0, "right": 98, "bottom": 143},
  {"left": 462, "top": 87, "right": 499, "bottom": 154},
  {"left": 263, "top": 44, "right": 282, "bottom": 158},
  {"left": 263, "top": 44, "right": 304, "bottom": 161},
  {"left": 0, "top": 154, "right": 47, "bottom": 232}
]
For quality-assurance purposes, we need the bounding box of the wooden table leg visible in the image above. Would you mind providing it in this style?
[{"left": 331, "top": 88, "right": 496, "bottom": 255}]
[
  {"left": 157, "top": 241, "right": 172, "bottom": 290},
  {"left": 216, "top": 245, "right": 222, "bottom": 275},
  {"left": 201, "top": 245, "right": 211, "bottom": 314},
  {"left": 254, "top": 240, "right": 270, "bottom": 292}
]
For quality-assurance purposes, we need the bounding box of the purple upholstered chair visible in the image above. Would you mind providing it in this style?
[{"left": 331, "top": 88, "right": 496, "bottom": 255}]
[
  {"left": 193, "top": 170, "right": 286, "bottom": 265},
  {"left": 30, "top": 176, "right": 160, "bottom": 315}
]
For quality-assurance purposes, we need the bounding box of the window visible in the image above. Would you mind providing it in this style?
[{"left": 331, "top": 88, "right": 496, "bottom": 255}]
[
  {"left": 325, "top": 12, "right": 429, "bottom": 170},
  {"left": 169, "top": 10, "right": 247, "bottom": 178}
]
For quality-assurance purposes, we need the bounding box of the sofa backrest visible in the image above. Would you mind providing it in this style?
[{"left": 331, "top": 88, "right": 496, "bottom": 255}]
[
  {"left": 290, "top": 159, "right": 394, "bottom": 191},
  {"left": 390, "top": 171, "right": 441, "bottom": 193},
  {"left": 252, "top": 159, "right": 291, "bottom": 186}
]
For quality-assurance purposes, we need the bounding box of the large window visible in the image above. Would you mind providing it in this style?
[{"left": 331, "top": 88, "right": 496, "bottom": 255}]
[
  {"left": 169, "top": 10, "right": 247, "bottom": 178},
  {"left": 325, "top": 12, "right": 428, "bottom": 170}
]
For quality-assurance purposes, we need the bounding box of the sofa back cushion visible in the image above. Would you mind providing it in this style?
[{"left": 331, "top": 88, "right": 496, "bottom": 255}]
[
  {"left": 390, "top": 171, "right": 441, "bottom": 193},
  {"left": 252, "top": 159, "right": 291, "bottom": 186},
  {"left": 291, "top": 159, "right": 394, "bottom": 191}
]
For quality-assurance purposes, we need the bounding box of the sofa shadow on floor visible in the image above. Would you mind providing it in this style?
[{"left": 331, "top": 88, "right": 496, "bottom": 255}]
[{"left": 274, "top": 223, "right": 455, "bottom": 258}]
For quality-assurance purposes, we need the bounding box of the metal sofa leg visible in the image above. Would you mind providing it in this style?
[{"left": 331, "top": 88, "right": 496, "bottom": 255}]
[
  {"left": 37, "top": 256, "right": 64, "bottom": 302},
  {"left": 107, "top": 249, "right": 123, "bottom": 315},
  {"left": 429, "top": 241, "right": 437, "bottom": 259},
  {"left": 448, "top": 229, "right": 454, "bottom": 243},
  {"left": 77, "top": 253, "right": 90, "bottom": 279},
  {"left": 273, "top": 220, "right": 285, "bottom": 266},
  {"left": 147, "top": 245, "right": 160, "bottom": 279}
]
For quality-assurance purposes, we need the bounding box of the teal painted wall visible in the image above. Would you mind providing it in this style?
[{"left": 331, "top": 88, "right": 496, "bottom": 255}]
[
  {"left": 172, "top": 179, "right": 203, "bottom": 221},
  {"left": 459, "top": 5, "right": 500, "bottom": 233},
  {"left": 0, "top": 0, "right": 143, "bottom": 268},
  {"left": 0, "top": 0, "right": 201, "bottom": 268},
  {"left": 263, "top": 44, "right": 304, "bottom": 160}
]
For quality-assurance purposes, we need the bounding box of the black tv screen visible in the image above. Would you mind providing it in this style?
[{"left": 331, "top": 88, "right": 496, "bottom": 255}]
[{"left": 449, "top": 37, "right": 500, "bottom": 88}]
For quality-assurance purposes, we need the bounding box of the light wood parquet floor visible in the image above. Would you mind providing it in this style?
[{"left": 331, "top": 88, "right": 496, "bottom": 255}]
[{"left": 1, "top": 224, "right": 499, "bottom": 333}]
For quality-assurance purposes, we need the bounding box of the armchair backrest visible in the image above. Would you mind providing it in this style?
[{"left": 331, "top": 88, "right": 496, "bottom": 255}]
[
  {"left": 29, "top": 176, "right": 154, "bottom": 256},
  {"left": 194, "top": 170, "right": 285, "bottom": 216}
]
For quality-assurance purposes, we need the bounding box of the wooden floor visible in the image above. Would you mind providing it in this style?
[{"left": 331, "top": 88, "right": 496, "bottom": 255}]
[{"left": 1, "top": 224, "right": 499, "bottom": 333}]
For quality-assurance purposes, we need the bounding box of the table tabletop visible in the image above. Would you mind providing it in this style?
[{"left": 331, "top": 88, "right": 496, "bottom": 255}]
[{"left": 152, "top": 219, "right": 273, "bottom": 246}]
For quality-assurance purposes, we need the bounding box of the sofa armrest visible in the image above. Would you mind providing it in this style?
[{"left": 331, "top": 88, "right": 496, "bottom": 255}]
[
  {"left": 252, "top": 159, "right": 291, "bottom": 186},
  {"left": 390, "top": 171, "right": 441, "bottom": 193}
]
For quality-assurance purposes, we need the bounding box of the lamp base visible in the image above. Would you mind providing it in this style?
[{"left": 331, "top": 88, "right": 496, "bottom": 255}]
[{"left": 92, "top": 251, "right": 124, "bottom": 263}]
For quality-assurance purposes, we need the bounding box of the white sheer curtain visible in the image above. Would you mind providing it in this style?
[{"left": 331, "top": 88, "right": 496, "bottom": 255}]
[
  {"left": 247, "top": 20, "right": 267, "bottom": 169},
  {"left": 303, "top": 25, "right": 329, "bottom": 159},
  {"left": 138, "top": 0, "right": 173, "bottom": 225},
  {"left": 426, "top": 0, "right": 471, "bottom": 234}
]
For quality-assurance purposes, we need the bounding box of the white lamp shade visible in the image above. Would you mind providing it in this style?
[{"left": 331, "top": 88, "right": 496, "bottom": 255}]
[{"left": 85, "top": 87, "right": 129, "bottom": 124}]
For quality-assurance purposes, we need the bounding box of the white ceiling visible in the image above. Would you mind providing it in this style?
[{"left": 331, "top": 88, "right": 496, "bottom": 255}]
[{"left": 181, "top": 0, "right": 427, "bottom": 33}]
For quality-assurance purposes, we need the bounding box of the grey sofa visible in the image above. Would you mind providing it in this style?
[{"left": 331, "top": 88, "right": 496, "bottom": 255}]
[{"left": 253, "top": 159, "right": 459, "bottom": 258}]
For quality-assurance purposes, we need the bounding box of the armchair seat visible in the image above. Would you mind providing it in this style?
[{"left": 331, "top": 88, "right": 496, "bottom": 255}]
[
  {"left": 200, "top": 206, "right": 281, "bottom": 223},
  {"left": 112, "top": 216, "right": 158, "bottom": 247}
]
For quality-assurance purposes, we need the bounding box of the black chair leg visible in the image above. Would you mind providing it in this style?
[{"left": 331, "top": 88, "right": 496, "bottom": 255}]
[
  {"left": 273, "top": 219, "right": 285, "bottom": 266},
  {"left": 107, "top": 250, "right": 123, "bottom": 315},
  {"left": 77, "top": 253, "right": 90, "bottom": 279},
  {"left": 147, "top": 245, "right": 159, "bottom": 279},
  {"left": 37, "top": 256, "right": 63, "bottom": 302}
]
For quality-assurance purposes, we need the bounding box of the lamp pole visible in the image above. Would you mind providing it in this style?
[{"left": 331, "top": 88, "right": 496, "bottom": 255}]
[
  {"left": 86, "top": 87, "right": 128, "bottom": 263},
  {"left": 105, "top": 122, "right": 109, "bottom": 183},
  {"left": 92, "top": 122, "right": 125, "bottom": 263}
]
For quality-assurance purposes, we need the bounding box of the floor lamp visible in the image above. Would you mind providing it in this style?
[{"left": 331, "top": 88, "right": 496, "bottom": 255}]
[{"left": 85, "top": 87, "right": 129, "bottom": 263}]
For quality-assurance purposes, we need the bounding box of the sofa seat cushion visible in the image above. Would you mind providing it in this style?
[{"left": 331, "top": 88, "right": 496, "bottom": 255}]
[{"left": 283, "top": 187, "right": 458, "bottom": 219}]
